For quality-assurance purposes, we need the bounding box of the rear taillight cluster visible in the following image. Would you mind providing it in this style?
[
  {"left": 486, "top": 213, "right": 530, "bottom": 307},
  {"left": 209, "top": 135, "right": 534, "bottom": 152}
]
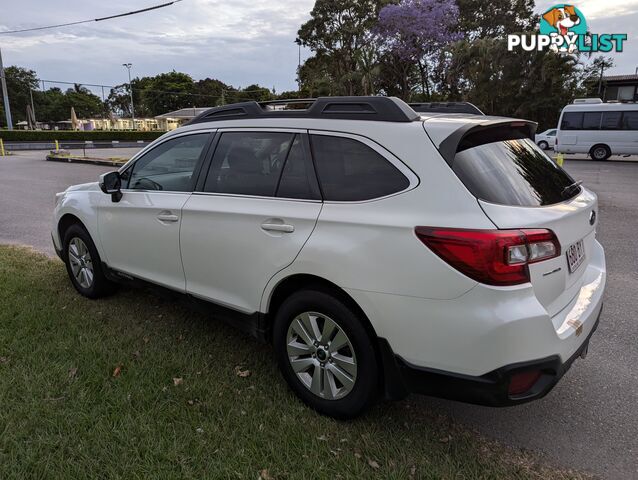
[{"left": 415, "top": 227, "right": 561, "bottom": 286}]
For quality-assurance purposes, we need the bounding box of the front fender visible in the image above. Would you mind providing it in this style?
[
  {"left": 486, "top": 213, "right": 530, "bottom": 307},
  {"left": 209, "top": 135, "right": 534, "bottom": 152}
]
[{"left": 53, "top": 188, "right": 107, "bottom": 261}]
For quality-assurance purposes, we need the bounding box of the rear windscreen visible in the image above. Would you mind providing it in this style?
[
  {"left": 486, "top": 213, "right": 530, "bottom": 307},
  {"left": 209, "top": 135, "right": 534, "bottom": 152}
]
[{"left": 452, "top": 135, "right": 580, "bottom": 206}]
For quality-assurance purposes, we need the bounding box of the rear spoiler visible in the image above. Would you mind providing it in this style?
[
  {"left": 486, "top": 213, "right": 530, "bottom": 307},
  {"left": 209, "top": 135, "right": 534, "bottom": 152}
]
[
  {"left": 410, "top": 102, "right": 484, "bottom": 115},
  {"left": 437, "top": 119, "right": 538, "bottom": 166}
]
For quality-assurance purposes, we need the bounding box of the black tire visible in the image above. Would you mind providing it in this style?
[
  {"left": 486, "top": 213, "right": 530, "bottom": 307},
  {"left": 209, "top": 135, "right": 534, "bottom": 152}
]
[
  {"left": 62, "top": 223, "right": 117, "bottom": 299},
  {"left": 273, "top": 289, "right": 379, "bottom": 419},
  {"left": 590, "top": 144, "right": 611, "bottom": 161},
  {"left": 538, "top": 141, "right": 549, "bottom": 150}
]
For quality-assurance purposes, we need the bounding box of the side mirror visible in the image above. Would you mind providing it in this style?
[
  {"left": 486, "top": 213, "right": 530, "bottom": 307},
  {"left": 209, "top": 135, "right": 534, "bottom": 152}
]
[{"left": 99, "top": 171, "right": 123, "bottom": 202}]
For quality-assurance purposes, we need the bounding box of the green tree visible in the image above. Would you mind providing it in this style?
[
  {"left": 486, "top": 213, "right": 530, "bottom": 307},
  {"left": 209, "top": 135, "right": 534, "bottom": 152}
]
[
  {"left": 276, "top": 90, "right": 311, "bottom": 100},
  {"left": 34, "top": 87, "right": 67, "bottom": 122},
  {"left": 140, "top": 71, "right": 196, "bottom": 116},
  {"left": 0, "top": 66, "right": 39, "bottom": 126},
  {"left": 456, "top": 0, "right": 536, "bottom": 39},
  {"left": 376, "top": 52, "right": 418, "bottom": 99},
  {"left": 297, "top": 0, "right": 390, "bottom": 95},
  {"left": 230, "top": 84, "right": 274, "bottom": 103},
  {"left": 195, "top": 78, "right": 233, "bottom": 106},
  {"left": 107, "top": 76, "right": 153, "bottom": 118},
  {"left": 581, "top": 56, "right": 615, "bottom": 98},
  {"left": 63, "top": 84, "right": 104, "bottom": 119},
  {"left": 443, "top": 38, "right": 580, "bottom": 130}
]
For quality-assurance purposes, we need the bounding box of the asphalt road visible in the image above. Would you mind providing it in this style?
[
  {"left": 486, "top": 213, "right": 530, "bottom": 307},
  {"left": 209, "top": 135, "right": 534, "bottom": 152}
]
[
  {"left": 1, "top": 150, "right": 637, "bottom": 478},
  {"left": 0, "top": 151, "right": 113, "bottom": 255}
]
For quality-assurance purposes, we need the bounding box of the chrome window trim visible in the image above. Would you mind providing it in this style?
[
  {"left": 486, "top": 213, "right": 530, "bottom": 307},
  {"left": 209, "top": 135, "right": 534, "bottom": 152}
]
[{"left": 190, "top": 191, "right": 322, "bottom": 204}]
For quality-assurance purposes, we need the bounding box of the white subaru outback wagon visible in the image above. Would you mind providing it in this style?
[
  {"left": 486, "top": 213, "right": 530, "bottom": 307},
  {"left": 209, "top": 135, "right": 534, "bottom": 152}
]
[{"left": 52, "top": 97, "right": 605, "bottom": 418}]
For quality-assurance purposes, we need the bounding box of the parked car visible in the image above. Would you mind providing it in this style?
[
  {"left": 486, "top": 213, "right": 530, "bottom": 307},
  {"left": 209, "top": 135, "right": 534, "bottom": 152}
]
[
  {"left": 556, "top": 98, "right": 638, "bottom": 160},
  {"left": 535, "top": 129, "right": 557, "bottom": 150},
  {"left": 52, "top": 97, "right": 605, "bottom": 419}
]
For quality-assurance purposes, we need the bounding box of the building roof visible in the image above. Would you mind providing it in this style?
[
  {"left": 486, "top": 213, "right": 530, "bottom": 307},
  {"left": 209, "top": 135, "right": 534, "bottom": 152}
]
[
  {"left": 602, "top": 74, "right": 638, "bottom": 82},
  {"left": 155, "top": 107, "right": 212, "bottom": 120}
]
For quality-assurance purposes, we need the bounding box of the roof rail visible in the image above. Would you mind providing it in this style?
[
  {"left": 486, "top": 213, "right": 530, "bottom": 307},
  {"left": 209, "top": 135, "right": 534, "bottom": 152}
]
[
  {"left": 186, "top": 96, "right": 421, "bottom": 125},
  {"left": 409, "top": 102, "right": 484, "bottom": 116}
]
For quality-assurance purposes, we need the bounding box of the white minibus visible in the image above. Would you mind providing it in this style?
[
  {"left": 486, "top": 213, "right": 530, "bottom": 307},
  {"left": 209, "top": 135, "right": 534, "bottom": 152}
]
[{"left": 555, "top": 99, "right": 638, "bottom": 160}]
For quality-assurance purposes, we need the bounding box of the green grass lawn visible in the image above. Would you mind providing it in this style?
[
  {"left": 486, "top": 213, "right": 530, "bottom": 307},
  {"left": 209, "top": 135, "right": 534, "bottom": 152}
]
[{"left": 0, "top": 246, "right": 586, "bottom": 479}]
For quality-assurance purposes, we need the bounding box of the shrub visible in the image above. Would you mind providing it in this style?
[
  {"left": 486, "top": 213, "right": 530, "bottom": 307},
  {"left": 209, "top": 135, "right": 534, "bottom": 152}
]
[{"left": 0, "top": 130, "right": 166, "bottom": 142}]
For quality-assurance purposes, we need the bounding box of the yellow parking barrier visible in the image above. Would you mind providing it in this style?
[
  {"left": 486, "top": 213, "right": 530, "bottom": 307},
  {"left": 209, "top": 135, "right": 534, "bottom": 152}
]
[
  {"left": 55, "top": 139, "right": 59, "bottom": 152},
  {"left": 0, "top": 138, "right": 4, "bottom": 156},
  {"left": 556, "top": 152, "right": 564, "bottom": 167}
]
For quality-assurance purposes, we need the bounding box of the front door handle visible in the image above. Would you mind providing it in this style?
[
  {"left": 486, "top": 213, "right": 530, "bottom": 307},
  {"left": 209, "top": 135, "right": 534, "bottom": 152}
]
[
  {"left": 261, "top": 222, "right": 295, "bottom": 233},
  {"left": 157, "top": 213, "right": 179, "bottom": 223}
]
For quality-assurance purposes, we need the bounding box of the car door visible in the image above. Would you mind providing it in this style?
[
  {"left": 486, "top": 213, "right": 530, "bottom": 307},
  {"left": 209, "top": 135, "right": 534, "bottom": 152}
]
[
  {"left": 98, "top": 131, "right": 214, "bottom": 291},
  {"left": 180, "top": 129, "right": 322, "bottom": 313}
]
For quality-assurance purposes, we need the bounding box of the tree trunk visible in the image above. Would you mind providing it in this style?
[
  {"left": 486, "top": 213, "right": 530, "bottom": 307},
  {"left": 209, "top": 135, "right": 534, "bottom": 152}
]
[{"left": 418, "top": 59, "right": 431, "bottom": 100}]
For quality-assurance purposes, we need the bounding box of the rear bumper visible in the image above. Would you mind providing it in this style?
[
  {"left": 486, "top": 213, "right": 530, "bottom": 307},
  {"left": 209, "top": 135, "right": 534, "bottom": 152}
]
[{"left": 379, "top": 306, "right": 601, "bottom": 406}]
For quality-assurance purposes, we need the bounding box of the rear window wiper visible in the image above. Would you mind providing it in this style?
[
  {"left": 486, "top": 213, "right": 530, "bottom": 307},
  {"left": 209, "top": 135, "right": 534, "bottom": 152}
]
[{"left": 561, "top": 180, "right": 583, "bottom": 196}]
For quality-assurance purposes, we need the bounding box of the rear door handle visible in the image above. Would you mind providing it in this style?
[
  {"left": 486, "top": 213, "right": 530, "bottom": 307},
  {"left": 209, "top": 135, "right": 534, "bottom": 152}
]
[
  {"left": 261, "top": 223, "right": 295, "bottom": 233},
  {"left": 157, "top": 213, "right": 179, "bottom": 223}
]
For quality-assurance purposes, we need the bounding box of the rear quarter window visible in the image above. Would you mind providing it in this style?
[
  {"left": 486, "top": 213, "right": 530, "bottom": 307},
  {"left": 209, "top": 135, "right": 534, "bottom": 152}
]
[
  {"left": 452, "top": 135, "right": 579, "bottom": 207},
  {"left": 310, "top": 135, "right": 410, "bottom": 201}
]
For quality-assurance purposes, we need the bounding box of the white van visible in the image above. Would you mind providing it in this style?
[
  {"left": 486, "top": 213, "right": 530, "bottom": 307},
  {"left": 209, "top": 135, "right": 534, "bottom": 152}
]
[{"left": 555, "top": 99, "right": 638, "bottom": 160}]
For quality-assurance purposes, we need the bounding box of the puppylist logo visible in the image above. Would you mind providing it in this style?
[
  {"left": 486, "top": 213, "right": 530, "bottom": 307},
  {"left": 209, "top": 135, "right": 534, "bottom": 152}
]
[{"left": 508, "top": 4, "right": 627, "bottom": 54}]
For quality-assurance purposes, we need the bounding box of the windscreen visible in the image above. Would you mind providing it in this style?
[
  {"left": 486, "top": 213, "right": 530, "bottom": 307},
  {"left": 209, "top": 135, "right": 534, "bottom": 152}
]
[{"left": 452, "top": 134, "right": 580, "bottom": 207}]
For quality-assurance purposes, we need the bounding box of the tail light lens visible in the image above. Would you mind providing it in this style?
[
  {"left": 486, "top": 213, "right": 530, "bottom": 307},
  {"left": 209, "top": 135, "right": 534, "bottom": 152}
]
[{"left": 414, "top": 227, "right": 560, "bottom": 286}]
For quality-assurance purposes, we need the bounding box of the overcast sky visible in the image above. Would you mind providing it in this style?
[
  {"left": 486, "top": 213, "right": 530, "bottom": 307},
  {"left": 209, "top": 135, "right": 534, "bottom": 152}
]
[{"left": 0, "top": 0, "right": 636, "bottom": 102}]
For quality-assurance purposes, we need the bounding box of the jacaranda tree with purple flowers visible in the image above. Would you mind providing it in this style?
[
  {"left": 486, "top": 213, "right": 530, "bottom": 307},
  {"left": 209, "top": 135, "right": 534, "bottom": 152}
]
[{"left": 375, "top": 0, "right": 462, "bottom": 99}]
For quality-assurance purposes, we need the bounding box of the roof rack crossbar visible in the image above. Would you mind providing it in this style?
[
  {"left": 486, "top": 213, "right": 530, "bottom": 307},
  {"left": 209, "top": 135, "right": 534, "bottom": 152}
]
[{"left": 186, "top": 97, "right": 421, "bottom": 125}]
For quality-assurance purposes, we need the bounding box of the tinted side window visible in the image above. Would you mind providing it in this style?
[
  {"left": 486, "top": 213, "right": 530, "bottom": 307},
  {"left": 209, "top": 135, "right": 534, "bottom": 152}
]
[
  {"left": 276, "top": 136, "right": 320, "bottom": 200},
  {"left": 310, "top": 135, "right": 409, "bottom": 201},
  {"left": 128, "top": 134, "right": 209, "bottom": 192},
  {"left": 582, "top": 112, "right": 601, "bottom": 130},
  {"left": 204, "top": 132, "right": 294, "bottom": 197},
  {"left": 601, "top": 112, "right": 622, "bottom": 130},
  {"left": 561, "top": 112, "right": 583, "bottom": 130},
  {"left": 622, "top": 112, "right": 638, "bottom": 130}
]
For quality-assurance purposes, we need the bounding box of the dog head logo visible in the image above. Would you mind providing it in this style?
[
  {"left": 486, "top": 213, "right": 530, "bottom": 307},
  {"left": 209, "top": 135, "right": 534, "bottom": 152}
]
[
  {"left": 540, "top": 4, "right": 588, "bottom": 52},
  {"left": 543, "top": 5, "right": 581, "bottom": 35}
]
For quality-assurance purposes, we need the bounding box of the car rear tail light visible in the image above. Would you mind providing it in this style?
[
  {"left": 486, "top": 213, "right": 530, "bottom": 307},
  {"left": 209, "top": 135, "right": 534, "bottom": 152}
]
[
  {"left": 414, "top": 227, "right": 560, "bottom": 286},
  {"left": 508, "top": 370, "right": 542, "bottom": 396}
]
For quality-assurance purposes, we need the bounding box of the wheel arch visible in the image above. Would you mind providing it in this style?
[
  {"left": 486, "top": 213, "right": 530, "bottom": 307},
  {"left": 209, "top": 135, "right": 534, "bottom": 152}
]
[
  {"left": 265, "top": 274, "right": 378, "bottom": 341},
  {"left": 58, "top": 213, "right": 86, "bottom": 244},
  {"left": 263, "top": 273, "right": 408, "bottom": 400},
  {"left": 589, "top": 143, "right": 611, "bottom": 159}
]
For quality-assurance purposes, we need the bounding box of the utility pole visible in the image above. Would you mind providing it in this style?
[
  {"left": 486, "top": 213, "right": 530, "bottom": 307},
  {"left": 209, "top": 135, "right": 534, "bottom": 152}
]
[
  {"left": 0, "top": 47, "right": 14, "bottom": 130},
  {"left": 297, "top": 41, "right": 301, "bottom": 93},
  {"left": 122, "top": 63, "right": 135, "bottom": 128}
]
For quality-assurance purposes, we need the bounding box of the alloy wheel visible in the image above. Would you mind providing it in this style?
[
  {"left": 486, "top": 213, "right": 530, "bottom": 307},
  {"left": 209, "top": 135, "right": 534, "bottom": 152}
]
[
  {"left": 68, "top": 237, "right": 94, "bottom": 289},
  {"left": 286, "top": 311, "right": 357, "bottom": 400}
]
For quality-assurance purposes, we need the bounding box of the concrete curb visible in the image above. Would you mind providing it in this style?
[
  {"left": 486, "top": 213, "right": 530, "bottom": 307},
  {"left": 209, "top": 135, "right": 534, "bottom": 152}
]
[{"left": 45, "top": 155, "right": 127, "bottom": 167}]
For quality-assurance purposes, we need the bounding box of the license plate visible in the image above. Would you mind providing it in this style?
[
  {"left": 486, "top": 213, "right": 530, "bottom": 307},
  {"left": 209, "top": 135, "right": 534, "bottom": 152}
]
[{"left": 566, "top": 239, "right": 585, "bottom": 274}]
